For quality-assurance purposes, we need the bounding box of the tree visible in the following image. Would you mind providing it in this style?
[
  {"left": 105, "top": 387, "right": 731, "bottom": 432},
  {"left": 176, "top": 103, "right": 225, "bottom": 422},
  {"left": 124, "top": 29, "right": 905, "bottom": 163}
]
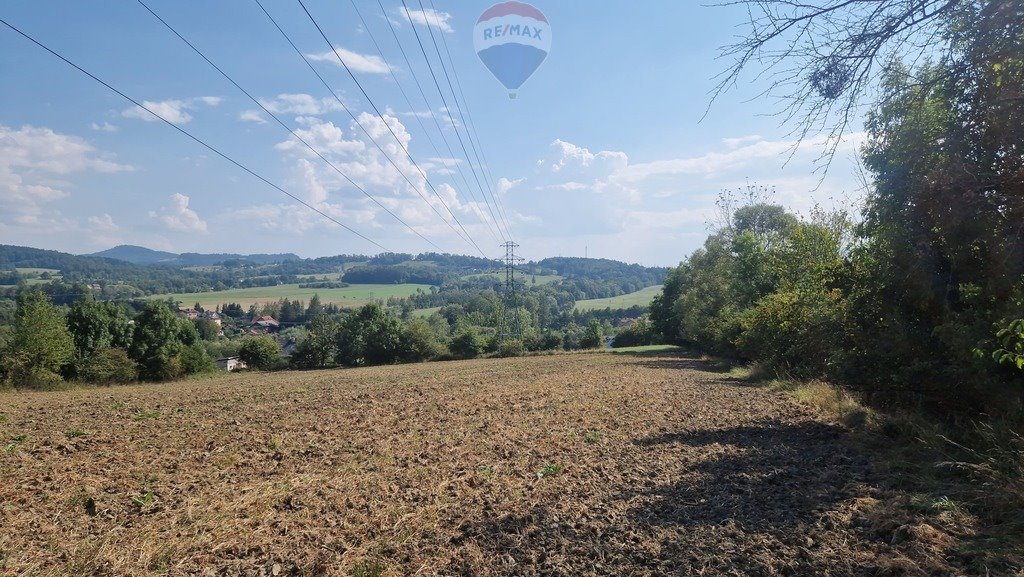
[
  {"left": 711, "top": 0, "right": 1017, "bottom": 164},
  {"left": 77, "top": 347, "right": 137, "bottom": 384},
  {"left": 450, "top": 326, "right": 486, "bottom": 359},
  {"left": 66, "top": 296, "right": 133, "bottom": 359},
  {"left": 400, "top": 319, "right": 446, "bottom": 362},
  {"left": 128, "top": 302, "right": 211, "bottom": 380},
  {"left": 238, "top": 336, "right": 283, "bottom": 370},
  {"left": 291, "top": 315, "right": 337, "bottom": 369},
  {"left": 194, "top": 318, "right": 220, "bottom": 341},
  {"left": 1, "top": 290, "right": 74, "bottom": 387},
  {"left": 335, "top": 304, "right": 404, "bottom": 366},
  {"left": 306, "top": 293, "right": 323, "bottom": 318},
  {"left": 580, "top": 320, "right": 606, "bottom": 349}
]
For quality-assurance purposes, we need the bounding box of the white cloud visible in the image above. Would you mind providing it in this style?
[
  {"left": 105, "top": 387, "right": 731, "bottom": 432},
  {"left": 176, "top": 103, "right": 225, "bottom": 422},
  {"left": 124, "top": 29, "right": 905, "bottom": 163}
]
[
  {"left": 257, "top": 93, "right": 347, "bottom": 116},
  {"left": 122, "top": 96, "right": 223, "bottom": 125},
  {"left": 498, "top": 134, "right": 865, "bottom": 264},
  {"left": 722, "top": 135, "right": 762, "bottom": 148},
  {"left": 274, "top": 120, "right": 365, "bottom": 157},
  {"left": 391, "top": 8, "right": 454, "bottom": 33},
  {"left": 306, "top": 47, "right": 392, "bottom": 74},
  {"left": 239, "top": 109, "right": 267, "bottom": 124},
  {"left": 497, "top": 177, "right": 523, "bottom": 195},
  {"left": 0, "top": 125, "right": 132, "bottom": 225},
  {"left": 150, "top": 193, "right": 208, "bottom": 233},
  {"left": 90, "top": 122, "right": 119, "bottom": 133},
  {"left": 86, "top": 213, "right": 122, "bottom": 247}
]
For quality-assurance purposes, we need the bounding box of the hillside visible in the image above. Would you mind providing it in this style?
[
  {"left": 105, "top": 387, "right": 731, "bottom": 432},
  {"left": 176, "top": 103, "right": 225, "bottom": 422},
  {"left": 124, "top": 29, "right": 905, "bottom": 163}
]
[
  {"left": 0, "top": 351, "right": 974, "bottom": 575},
  {"left": 88, "top": 245, "right": 300, "bottom": 266},
  {"left": 88, "top": 245, "right": 179, "bottom": 264},
  {"left": 1, "top": 245, "right": 668, "bottom": 309}
]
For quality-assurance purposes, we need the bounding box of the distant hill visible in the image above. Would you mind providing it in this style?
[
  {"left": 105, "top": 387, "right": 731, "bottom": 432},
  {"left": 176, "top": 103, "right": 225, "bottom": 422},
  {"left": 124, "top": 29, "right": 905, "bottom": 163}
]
[
  {"left": 89, "top": 245, "right": 178, "bottom": 264},
  {"left": 87, "top": 245, "right": 300, "bottom": 266}
]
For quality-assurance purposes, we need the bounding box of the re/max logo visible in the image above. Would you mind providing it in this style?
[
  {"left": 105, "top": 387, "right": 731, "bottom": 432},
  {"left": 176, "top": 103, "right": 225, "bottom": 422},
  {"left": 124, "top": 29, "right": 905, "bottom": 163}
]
[{"left": 482, "top": 24, "right": 543, "bottom": 40}]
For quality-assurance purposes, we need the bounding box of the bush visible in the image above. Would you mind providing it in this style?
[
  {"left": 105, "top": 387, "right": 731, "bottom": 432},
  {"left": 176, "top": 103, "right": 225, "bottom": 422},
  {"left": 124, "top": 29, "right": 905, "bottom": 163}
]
[
  {"left": 612, "top": 317, "right": 657, "bottom": 348},
  {"left": 450, "top": 327, "right": 486, "bottom": 359},
  {"left": 497, "top": 338, "right": 525, "bottom": 357},
  {"left": 735, "top": 289, "right": 847, "bottom": 378},
  {"left": 78, "top": 347, "right": 137, "bottom": 384},
  {"left": 2, "top": 290, "right": 74, "bottom": 387},
  {"left": 400, "top": 319, "right": 446, "bottom": 362},
  {"left": 176, "top": 343, "right": 214, "bottom": 376},
  {"left": 238, "top": 336, "right": 283, "bottom": 371},
  {"left": 335, "top": 304, "right": 404, "bottom": 367}
]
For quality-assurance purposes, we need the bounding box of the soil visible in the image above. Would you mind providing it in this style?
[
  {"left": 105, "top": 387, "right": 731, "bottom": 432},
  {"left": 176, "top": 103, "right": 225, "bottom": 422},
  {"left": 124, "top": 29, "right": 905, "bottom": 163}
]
[{"left": 0, "top": 351, "right": 968, "bottom": 576}]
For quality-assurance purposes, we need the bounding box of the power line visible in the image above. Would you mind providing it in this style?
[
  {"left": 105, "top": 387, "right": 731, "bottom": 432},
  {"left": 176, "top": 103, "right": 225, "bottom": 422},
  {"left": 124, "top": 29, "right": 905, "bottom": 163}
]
[
  {"left": 425, "top": 0, "right": 515, "bottom": 240},
  {"left": 347, "top": 0, "right": 503, "bottom": 245},
  {"left": 0, "top": 16, "right": 390, "bottom": 253},
  {"left": 399, "top": 0, "right": 511, "bottom": 242},
  {"left": 253, "top": 0, "right": 480, "bottom": 257},
  {"left": 418, "top": 0, "right": 514, "bottom": 241},
  {"left": 376, "top": 0, "right": 507, "bottom": 246},
  {"left": 295, "top": 0, "right": 490, "bottom": 259},
  {"left": 134, "top": 0, "right": 442, "bottom": 252}
]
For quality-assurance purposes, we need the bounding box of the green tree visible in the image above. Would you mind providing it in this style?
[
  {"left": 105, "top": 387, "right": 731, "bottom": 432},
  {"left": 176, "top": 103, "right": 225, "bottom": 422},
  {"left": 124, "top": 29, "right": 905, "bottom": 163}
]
[
  {"left": 290, "top": 315, "right": 337, "bottom": 369},
  {"left": 580, "top": 320, "right": 606, "bottom": 349},
  {"left": 238, "top": 336, "right": 283, "bottom": 370},
  {"left": 128, "top": 302, "right": 211, "bottom": 381},
  {"left": 335, "top": 304, "right": 404, "bottom": 366},
  {"left": 400, "top": 319, "right": 446, "bottom": 362},
  {"left": 2, "top": 290, "right": 74, "bottom": 387},
  {"left": 66, "top": 296, "right": 133, "bottom": 359},
  {"left": 194, "top": 318, "right": 220, "bottom": 341},
  {"left": 305, "top": 293, "right": 324, "bottom": 318},
  {"left": 77, "top": 347, "right": 137, "bottom": 384},
  {"left": 450, "top": 326, "right": 486, "bottom": 359}
]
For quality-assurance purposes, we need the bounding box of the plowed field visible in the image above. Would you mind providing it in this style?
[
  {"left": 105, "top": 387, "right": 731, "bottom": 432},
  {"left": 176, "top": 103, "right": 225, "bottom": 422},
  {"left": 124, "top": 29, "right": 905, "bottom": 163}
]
[{"left": 0, "top": 352, "right": 965, "bottom": 576}]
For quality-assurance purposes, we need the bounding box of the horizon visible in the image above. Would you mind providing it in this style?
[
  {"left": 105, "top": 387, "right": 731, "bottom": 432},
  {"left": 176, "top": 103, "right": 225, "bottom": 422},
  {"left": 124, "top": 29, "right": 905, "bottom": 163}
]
[
  {"left": 1, "top": 1, "right": 862, "bottom": 267},
  {"left": 3, "top": 241, "right": 672, "bottom": 269}
]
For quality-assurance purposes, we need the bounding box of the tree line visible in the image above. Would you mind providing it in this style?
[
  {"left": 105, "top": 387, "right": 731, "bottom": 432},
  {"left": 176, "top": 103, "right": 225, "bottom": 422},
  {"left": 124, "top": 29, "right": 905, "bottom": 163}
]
[{"left": 651, "top": 5, "right": 1024, "bottom": 413}]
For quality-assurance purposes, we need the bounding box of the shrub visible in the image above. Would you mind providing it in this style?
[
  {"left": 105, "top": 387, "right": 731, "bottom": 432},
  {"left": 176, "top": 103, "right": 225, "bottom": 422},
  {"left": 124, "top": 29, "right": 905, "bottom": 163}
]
[
  {"left": 2, "top": 290, "right": 73, "bottom": 387},
  {"left": 400, "top": 319, "right": 446, "bottom": 362},
  {"left": 238, "top": 336, "right": 283, "bottom": 370},
  {"left": 78, "top": 347, "right": 137, "bottom": 384},
  {"left": 450, "top": 326, "right": 486, "bottom": 359},
  {"left": 497, "top": 338, "right": 525, "bottom": 357},
  {"left": 612, "top": 316, "right": 657, "bottom": 348},
  {"left": 735, "top": 288, "right": 847, "bottom": 378}
]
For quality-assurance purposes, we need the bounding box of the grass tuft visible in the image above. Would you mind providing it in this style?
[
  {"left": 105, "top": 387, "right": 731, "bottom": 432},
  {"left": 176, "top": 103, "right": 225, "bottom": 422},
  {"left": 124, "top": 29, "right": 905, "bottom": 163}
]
[
  {"left": 4, "top": 434, "right": 27, "bottom": 452},
  {"left": 350, "top": 560, "right": 386, "bottom": 577},
  {"left": 132, "top": 410, "right": 160, "bottom": 421},
  {"left": 536, "top": 463, "right": 565, "bottom": 479}
]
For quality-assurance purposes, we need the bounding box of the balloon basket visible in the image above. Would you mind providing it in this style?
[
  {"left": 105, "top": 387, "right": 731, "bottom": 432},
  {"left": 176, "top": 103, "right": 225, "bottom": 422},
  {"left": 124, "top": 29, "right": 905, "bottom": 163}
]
[{"left": 509, "top": 92, "right": 517, "bottom": 100}]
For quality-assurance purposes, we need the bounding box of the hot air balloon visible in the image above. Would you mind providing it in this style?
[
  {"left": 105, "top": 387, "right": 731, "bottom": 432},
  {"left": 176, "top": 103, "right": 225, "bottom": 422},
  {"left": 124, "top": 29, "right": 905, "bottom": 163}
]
[{"left": 473, "top": 2, "right": 551, "bottom": 98}]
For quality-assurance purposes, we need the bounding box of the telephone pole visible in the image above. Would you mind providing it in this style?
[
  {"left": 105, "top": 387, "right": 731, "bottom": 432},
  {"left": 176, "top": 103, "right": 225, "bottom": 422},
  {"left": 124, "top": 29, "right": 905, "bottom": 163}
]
[{"left": 499, "top": 241, "right": 524, "bottom": 344}]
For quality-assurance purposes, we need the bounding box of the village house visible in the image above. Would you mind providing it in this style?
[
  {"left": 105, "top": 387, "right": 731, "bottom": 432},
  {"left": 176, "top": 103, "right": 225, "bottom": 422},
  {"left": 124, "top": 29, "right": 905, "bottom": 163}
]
[
  {"left": 249, "top": 315, "right": 280, "bottom": 334},
  {"left": 216, "top": 357, "right": 246, "bottom": 372}
]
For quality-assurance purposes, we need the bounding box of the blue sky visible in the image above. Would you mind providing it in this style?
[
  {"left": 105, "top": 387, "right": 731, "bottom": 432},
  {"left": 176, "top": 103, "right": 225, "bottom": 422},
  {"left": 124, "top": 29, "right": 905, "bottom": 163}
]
[{"left": 0, "top": 1, "right": 863, "bottom": 266}]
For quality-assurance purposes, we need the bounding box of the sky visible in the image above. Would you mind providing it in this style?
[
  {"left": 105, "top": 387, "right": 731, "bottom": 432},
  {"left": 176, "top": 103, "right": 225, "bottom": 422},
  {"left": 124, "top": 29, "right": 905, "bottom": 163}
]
[{"left": 0, "top": 1, "right": 865, "bottom": 266}]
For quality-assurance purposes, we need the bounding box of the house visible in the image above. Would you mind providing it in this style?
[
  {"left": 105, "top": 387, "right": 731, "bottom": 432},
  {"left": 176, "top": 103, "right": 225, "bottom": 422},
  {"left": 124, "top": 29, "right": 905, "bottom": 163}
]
[
  {"left": 177, "top": 308, "right": 200, "bottom": 320},
  {"left": 202, "top": 311, "right": 222, "bottom": 327},
  {"left": 618, "top": 318, "right": 639, "bottom": 329},
  {"left": 249, "top": 315, "right": 280, "bottom": 334},
  {"left": 216, "top": 357, "right": 247, "bottom": 372}
]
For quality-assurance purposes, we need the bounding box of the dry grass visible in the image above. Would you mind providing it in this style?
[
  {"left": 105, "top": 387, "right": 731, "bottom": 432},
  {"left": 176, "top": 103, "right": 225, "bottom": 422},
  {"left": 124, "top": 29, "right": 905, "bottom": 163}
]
[
  {"left": 752, "top": 373, "right": 1024, "bottom": 574},
  {"left": 0, "top": 352, "right": 997, "bottom": 576}
]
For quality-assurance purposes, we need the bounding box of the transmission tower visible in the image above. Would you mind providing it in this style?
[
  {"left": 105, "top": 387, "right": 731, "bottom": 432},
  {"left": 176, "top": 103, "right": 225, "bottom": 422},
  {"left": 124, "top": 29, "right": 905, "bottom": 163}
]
[{"left": 499, "top": 241, "right": 524, "bottom": 343}]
